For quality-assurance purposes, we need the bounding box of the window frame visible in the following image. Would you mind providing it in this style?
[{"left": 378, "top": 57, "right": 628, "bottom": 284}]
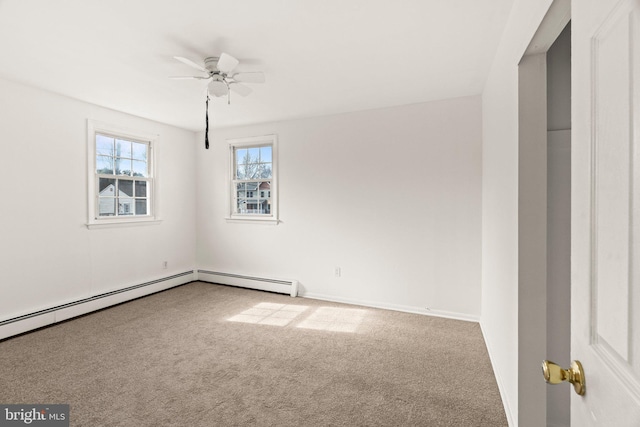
[
  {"left": 227, "top": 134, "right": 278, "bottom": 224},
  {"left": 87, "top": 120, "right": 160, "bottom": 228}
]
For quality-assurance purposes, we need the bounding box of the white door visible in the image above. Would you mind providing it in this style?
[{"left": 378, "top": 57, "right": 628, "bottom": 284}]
[{"left": 572, "top": 0, "right": 640, "bottom": 424}]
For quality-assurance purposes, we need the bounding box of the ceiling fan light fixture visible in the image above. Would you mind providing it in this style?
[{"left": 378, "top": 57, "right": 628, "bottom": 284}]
[{"left": 208, "top": 80, "right": 228, "bottom": 97}]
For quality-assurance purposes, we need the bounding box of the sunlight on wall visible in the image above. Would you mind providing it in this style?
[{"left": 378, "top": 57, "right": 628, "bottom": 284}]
[
  {"left": 227, "top": 303, "right": 368, "bottom": 332},
  {"left": 296, "top": 307, "right": 366, "bottom": 333},
  {"left": 227, "top": 302, "right": 309, "bottom": 326}
]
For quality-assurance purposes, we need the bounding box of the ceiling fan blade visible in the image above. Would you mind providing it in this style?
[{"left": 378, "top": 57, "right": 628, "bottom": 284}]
[
  {"left": 174, "top": 56, "right": 208, "bottom": 73},
  {"left": 208, "top": 80, "right": 228, "bottom": 97},
  {"left": 229, "top": 83, "right": 252, "bottom": 97},
  {"left": 168, "top": 76, "right": 210, "bottom": 80},
  {"left": 217, "top": 53, "right": 239, "bottom": 73},
  {"left": 232, "top": 72, "right": 265, "bottom": 84}
]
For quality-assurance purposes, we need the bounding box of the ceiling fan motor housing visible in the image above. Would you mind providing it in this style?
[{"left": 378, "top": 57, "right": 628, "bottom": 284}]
[{"left": 204, "top": 57, "right": 221, "bottom": 72}]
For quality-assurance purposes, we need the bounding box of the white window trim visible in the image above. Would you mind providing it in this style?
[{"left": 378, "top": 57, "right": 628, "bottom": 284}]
[
  {"left": 226, "top": 134, "right": 279, "bottom": 224},
  {"left": 86, "top": 119, "right": 160, "bottom": 229}
]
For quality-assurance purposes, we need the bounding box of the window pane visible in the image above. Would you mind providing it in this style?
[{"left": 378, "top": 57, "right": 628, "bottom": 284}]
[
  {"left": 135, "top": 199, "right": 147, "bottom": 215},
  {"left": 236, "top": 199, "right": 246, "bottom": 213},
  {"left": 96, "top": 156, "right": 113, "bottom": 174},
  {"left": 98, "top": 178, "right": 116, "bottom": 194},
  {"left": 96, "top": 135, "right": 114, "bottom": 156},
  {"left": 260, "top": 146, "right": 272, "bottom": 162},
  {"left": 98, "top": 197, "right": 115, "bottom": 216},
  {"left": 258, "top": 182, "right": 270, "bottom": 214},
  {"left": 116, "top": 139, "right": 132, "bottom": 158},
  {"left": 236, "top": 182, "right": 246, "bottom": 198},
  {"left": 118, "top": 180, "right": 133, "bottom": 197},
  {"left": 259, "top": 163, "right": 272, "bottom": 179},
  {"left": 236, "top": 164, "right": 246, "bottom": 179},
  {"left": 132, "top": 160, "right": 147, "bottom": 177},
  {"left": 258, "top": 181, "right": 271, "bottom": 195},
  {"left": 245, "top": 163, "right": 259, "bottom": 179},
  {"left": 234, "top": 179, "right": 271, "bottom": 215},
  {"left": 118, "top": 198, "right": 134, "bottom": 215},
  {"left": 115, "top": 158, "right": 131, "bottom": 176},
  {"left": 132, "top": 142, "right": 147, "bottom": 161},
  {"left": 236, "top": 149, "right": 247, "bottom": 166},
  {"left": 248, "top": 147, "right": 259, "bottom": 162},
  {"left": 135, "top": 181, "right": 147, "bottom": 197}
]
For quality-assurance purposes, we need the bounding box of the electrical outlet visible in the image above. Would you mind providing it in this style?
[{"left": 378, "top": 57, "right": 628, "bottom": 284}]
[
  {"left": 334, "top": 267, "right": 341, "bottom": 277},
  {"left": 162, "top": 261, "right": 168, "bottom": 269}
]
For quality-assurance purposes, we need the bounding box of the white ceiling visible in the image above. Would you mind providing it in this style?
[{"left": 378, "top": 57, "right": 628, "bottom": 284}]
[{"left": 0, "top": 0, "right": 513, "bottom": 131}]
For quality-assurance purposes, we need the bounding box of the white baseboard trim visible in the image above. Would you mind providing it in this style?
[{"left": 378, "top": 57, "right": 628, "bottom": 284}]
[
  {"left": 0, "top": 270, "right": 196, "bottom": 341},
  {"left": 301, "top": 291, "right": 480, "bottom": 323},
  {"left": 197, "top": 270, "right": 298, "bottom": 297},
  {"left": 480, "top": 320, "right": 516, "bottom": 427}
]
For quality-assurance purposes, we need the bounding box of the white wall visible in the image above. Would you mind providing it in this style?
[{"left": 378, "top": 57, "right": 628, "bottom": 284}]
[
  {"left": 197, "top": 96, "right": 483, "bottom": 319},
  {"left": 0, "top": 77, "right": 197, "bottom": 324},
  {"left": 481, "top": 0, "right": 556, "bottom": 425}
]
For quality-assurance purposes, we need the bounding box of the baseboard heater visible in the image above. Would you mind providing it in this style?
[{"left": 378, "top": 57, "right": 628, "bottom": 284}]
[
  {"left": 197, "top": 270, "right": 298, "bottom": 297},
  {"left": 0, "top": 271, "right": 195, "bottom": 340}
]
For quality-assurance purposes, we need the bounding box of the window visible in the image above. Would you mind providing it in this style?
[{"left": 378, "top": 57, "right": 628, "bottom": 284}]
[
  {"left": 228, "top": 135, "right": 278, "bottom": 223},
  {"left": 87, "top": 120, "right": 158, "bottom": 227}
]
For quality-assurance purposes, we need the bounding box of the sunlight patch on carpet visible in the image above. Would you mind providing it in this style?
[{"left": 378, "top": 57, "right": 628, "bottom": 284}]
[
  {"left": 296, "top": 307, "right": 367, "bottom": 333},
  {"left": 227, "top": 302, "right": 309, "bottom": 326}
]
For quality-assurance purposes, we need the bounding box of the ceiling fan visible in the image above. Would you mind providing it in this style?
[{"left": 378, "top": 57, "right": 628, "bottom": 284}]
[
  {"left": 170, "top": 53, "right": 265, "bottom": 101},
  {"left": 171, "top": 52, "right": 265, "bottom": 149}
]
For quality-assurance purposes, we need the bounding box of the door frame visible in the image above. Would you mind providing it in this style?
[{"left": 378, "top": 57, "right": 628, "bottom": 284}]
[{"left": 517, "top": 1, "right": 571, "bottom": 426}]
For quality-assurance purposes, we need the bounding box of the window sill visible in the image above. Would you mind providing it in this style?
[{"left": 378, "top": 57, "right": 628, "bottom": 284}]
[
  {"left": 225, "top": 216, "right": 279, "bottom": 225},
  {"left": 86, "top": 218, "right": 162, "bottom": 229}
]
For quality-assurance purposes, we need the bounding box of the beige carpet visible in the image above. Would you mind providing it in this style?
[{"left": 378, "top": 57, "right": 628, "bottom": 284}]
[{"left": 0, "top": 282, "right": 507, "bottom": 426}]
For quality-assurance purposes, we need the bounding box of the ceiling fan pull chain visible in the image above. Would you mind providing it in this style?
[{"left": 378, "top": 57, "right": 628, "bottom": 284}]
[{"left": 205, "top": 94, "right": 210, "bottom": 149}]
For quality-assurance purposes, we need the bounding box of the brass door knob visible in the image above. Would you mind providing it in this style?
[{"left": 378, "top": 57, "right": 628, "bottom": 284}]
[{"left": 542, "top": 360, "right": 586, "bottom": 395}]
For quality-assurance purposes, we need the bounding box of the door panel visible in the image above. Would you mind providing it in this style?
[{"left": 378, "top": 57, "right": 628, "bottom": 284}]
[
  {"left": 593, "top": 0, "right": 632, "bottom": 364},
  {"left": 572, "top": 0, "right": 640, "bottom": 424}
]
